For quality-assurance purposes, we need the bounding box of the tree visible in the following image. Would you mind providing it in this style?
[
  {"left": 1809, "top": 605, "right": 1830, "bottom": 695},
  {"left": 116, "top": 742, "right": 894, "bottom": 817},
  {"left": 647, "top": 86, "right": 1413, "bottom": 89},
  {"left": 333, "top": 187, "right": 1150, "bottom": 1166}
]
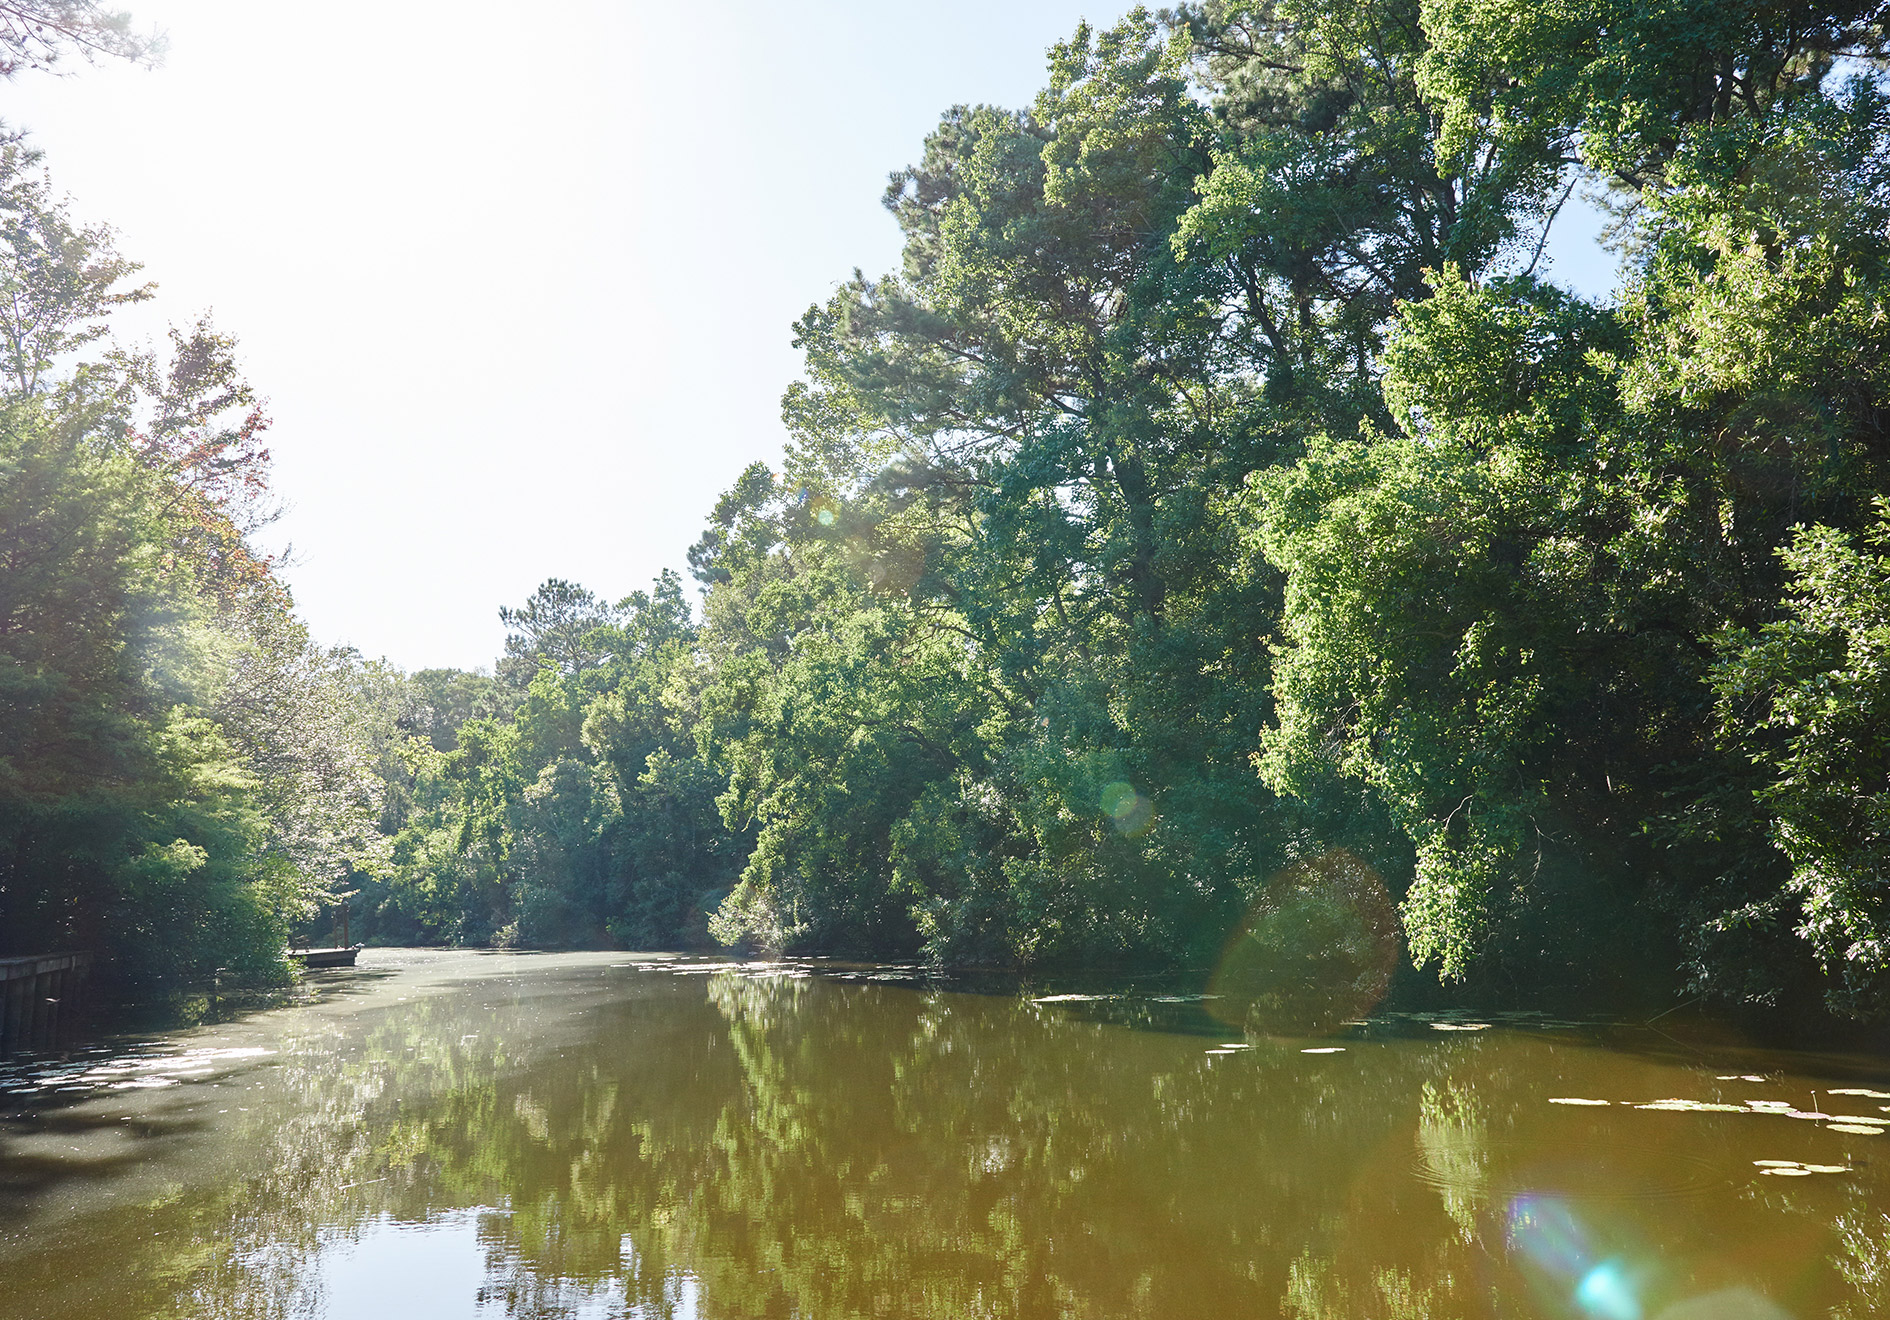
[
  {"left": 361, "top": 575, "right": 741, "bottom": 951},
  {"left": 1713, "top": 505, "right": 1890, "bottom": 1016},
  {"left": 497, "top": 578, "right": 620, "bottom": 689},
  {"left": 0, "top": 134, "right": 151, "bottom": 395},
  {"left": 1251, "top": 19, "right": 1890, "bottom": 1005},
  {"left": 695, "top": 1, "right": 1576, "bottom": 966},
  {"left": 0, "top": 1, "right": 162, "bottom": 78},
  {"left": 0, "top": 131, "right": 377, "bottom": 984}
]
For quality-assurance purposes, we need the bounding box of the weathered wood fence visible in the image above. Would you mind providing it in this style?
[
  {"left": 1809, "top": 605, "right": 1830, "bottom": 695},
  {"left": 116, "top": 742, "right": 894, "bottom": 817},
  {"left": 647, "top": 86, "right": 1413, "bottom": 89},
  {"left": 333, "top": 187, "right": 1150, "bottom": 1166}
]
[{"left": 0, "top": 952, "right": 92, "bottom": 1057}]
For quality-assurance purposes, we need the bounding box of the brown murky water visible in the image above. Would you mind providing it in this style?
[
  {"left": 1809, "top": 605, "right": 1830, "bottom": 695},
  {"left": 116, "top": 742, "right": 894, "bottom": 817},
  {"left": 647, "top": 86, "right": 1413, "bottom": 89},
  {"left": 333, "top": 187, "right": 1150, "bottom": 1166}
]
[{"left": 4, "top": 949, "right": 1890, "bottom": 1319}]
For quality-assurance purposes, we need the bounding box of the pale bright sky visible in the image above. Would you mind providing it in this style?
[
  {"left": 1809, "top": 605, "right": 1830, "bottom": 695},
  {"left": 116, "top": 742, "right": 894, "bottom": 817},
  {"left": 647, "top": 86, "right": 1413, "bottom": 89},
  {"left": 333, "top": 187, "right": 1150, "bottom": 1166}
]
[{"left": 5, "top": 0, "right": 1611, "bottom": 672}]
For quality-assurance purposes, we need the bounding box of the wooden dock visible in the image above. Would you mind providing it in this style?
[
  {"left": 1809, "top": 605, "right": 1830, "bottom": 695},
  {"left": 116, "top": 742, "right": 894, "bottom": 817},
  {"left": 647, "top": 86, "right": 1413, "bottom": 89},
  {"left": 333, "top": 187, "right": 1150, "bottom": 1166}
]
[{"left": 0, "top": 952, "right": 92, "bottom": 1057}]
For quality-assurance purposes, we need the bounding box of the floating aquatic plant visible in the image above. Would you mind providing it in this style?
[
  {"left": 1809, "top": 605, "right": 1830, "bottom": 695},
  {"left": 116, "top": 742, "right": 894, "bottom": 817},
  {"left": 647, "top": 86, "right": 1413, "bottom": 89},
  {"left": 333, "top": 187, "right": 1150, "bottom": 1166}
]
[{"left": 1756, "top": 1160, "right": 1851, "bottom": 1175}]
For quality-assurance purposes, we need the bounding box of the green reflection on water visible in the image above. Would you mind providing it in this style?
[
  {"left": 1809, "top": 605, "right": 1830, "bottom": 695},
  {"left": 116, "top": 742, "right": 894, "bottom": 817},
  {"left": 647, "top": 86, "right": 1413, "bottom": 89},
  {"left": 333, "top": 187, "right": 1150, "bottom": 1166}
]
[{"left": 3, "top": 952, "right": 1890, "bottom": 1319}]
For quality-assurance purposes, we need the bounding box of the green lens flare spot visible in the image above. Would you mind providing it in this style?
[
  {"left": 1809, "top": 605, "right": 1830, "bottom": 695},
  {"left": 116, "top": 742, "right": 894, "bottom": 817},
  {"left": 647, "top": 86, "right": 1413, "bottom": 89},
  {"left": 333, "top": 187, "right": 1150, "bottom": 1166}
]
[{"left": 1098, "top": 780, "right": 1153, "bottom": 834}]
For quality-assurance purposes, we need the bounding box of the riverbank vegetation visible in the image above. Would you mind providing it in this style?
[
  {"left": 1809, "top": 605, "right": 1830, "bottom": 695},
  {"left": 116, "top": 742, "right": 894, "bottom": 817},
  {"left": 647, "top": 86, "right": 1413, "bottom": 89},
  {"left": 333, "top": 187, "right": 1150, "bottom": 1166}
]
[
  {"left": 0, "top": 137, "right": 392, "bottom": 986},
  {"left": 6, "top": 0, "right": 1890, "bottom": 1019}
]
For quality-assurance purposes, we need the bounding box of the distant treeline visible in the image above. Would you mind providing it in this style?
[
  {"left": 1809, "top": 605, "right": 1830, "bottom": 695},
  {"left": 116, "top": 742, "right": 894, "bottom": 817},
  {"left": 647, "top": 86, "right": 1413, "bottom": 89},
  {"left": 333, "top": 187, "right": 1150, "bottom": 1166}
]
[
  {"left": 358, "top": 576, "right": 744, "bottom": 952},
  {"left": 7, "top": 0, "right": 1890, "bottom": 1018}
]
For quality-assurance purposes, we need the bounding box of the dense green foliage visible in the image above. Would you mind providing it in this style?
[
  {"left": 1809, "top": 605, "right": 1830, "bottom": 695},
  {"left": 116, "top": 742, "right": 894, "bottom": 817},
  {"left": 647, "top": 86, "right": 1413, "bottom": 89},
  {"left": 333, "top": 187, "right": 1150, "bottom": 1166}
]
[
  {"left": 656, "top": 0, "right": 1890, "bottom": 1016},
  {"left": 11, "top": 0, "right": 1890, "bottom": 1017},
  {"left": 353, "top": 575, "right": 745, "bottom": 950}
]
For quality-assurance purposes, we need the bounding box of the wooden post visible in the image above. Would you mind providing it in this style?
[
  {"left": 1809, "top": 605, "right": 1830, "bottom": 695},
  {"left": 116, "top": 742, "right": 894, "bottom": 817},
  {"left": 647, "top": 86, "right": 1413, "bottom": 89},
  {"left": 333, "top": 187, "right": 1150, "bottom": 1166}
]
[
  {"left": 44, "top": 968, "right": 61, "bottom": 1048},
  {"left": 30, "top": 967, "right": 49, "bottom": 1049},
  {"left": 6, "top": 972, "right": 26, "bottom": 1053}
]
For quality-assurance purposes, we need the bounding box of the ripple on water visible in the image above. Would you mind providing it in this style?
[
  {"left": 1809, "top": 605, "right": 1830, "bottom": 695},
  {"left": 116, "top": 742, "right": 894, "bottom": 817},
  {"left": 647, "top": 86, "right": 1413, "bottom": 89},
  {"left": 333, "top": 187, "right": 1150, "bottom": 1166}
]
[{"left": 1413, "top": 1137, "right": 1727, "bottom": 1204}]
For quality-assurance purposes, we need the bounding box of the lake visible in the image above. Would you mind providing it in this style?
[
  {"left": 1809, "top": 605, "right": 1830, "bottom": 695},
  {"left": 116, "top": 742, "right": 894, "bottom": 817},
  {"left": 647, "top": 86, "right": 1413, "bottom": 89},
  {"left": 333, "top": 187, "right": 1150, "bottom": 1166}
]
[{"left": 3, "top": 949, "right": 1889, "bottom": 1319}]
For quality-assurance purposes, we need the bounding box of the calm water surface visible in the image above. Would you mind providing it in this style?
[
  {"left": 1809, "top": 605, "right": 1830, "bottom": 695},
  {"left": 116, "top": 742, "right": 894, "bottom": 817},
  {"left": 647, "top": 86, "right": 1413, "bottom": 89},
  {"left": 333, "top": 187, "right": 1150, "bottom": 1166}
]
[{"left": 4, "top": 949, "right": 1890, "bottom": 1319}]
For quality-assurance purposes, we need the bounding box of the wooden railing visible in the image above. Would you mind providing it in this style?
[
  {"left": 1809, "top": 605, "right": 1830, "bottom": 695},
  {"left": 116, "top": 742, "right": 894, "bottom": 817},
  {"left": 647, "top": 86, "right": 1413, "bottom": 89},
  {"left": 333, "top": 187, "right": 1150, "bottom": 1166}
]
[{"left": 0, "top": 952, "right": 93, "bottom": 1057}]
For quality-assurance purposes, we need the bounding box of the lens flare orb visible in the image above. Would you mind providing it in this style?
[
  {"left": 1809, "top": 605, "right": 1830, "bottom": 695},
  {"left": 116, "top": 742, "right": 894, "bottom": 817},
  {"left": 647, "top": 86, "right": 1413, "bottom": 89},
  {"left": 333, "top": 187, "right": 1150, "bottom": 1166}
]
[
  {"left": 1576, "top": 1262, "right": 1641, "bottom": 1320},
  {"left": 1208, "top": 848, "right": 1400, "bottom": 1035},
  {"left": 1098, "top": 780, "right": 1154, "bottom": 835}
]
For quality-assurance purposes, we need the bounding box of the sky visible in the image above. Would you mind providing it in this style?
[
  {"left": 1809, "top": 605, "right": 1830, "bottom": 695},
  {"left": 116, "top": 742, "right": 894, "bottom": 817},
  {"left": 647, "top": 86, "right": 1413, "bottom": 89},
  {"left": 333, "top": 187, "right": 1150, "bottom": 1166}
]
[{"left": 3, "top": 0, "right": 1613, "bottom": 672}]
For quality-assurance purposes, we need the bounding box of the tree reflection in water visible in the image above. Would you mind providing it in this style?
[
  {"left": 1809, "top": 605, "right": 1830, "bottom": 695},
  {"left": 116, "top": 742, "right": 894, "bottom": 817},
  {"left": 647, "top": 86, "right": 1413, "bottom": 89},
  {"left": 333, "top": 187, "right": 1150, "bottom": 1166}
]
[{"left": 3, "top": 958, "right": 1889, "bottom": 1319}]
